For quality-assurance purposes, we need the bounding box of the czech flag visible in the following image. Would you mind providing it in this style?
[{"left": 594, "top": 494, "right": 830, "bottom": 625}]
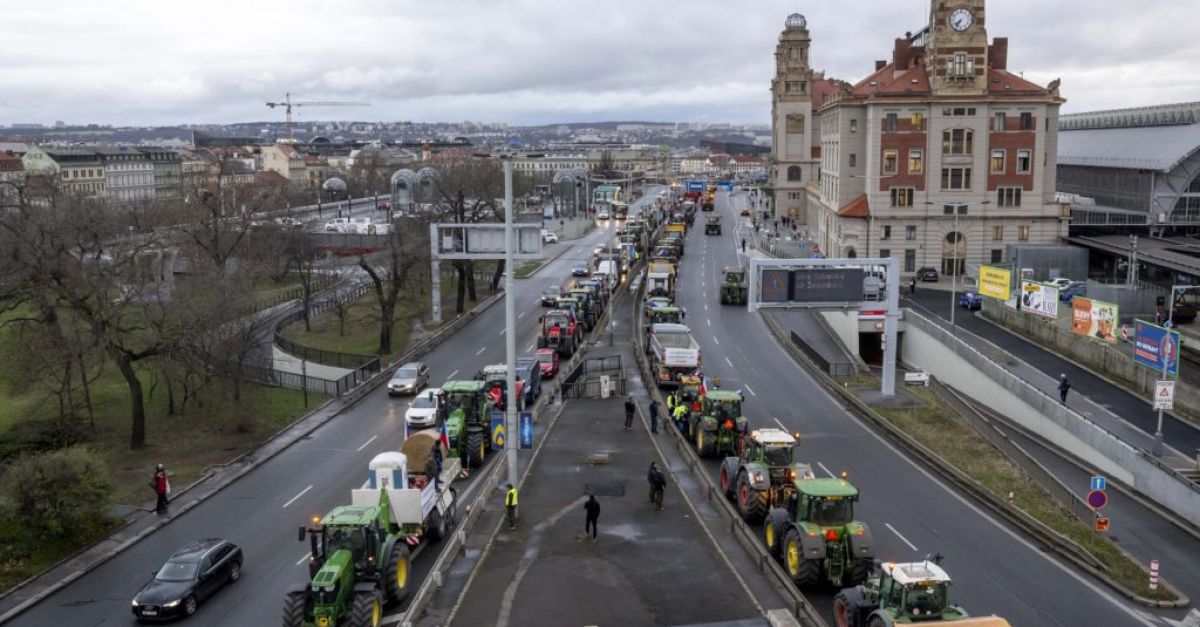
[
  {"left": 439, "top": 420, "right": 450, "bottom": 451},
  {"left": 699, "top": 376, "right": 708, "bottom": 397}
]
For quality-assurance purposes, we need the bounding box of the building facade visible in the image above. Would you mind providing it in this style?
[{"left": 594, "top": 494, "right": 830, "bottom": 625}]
[
  {"left": 21, "top": 146, "right": 106, "bottom": 198},
  {"left": 98, "top": 147, "right": 155, "bottom": 202},
  {"left": 809, "top": 0, "right": 1067, "bottom": 275},
  {"left": 261, "top": 144, "right": 307, "bottom": 186},
  {"left": 140, "top": 147, "right": 182, "bottom": 200}
]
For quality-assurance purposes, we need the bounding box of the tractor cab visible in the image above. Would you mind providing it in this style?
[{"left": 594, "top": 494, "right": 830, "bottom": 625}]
[
  {"left": 875, "top": 560, "right": 966, "bottom": 622},
  {"left": 648, "top": 305, "right": 685, "bottom": 326},
  {"left": 720, "top": 267, "right": 748, "bottom": 305},
  {"left": 475, "top": 365, "right": 525, "bottom": 411},
  {"left": 789, "top": 478, "right": 859, "bottom": 528}
]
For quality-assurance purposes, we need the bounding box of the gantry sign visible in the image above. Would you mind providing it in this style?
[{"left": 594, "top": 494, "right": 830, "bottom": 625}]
[
  {"left": 429, "top": 223, "right": 542, "bottom": 322},
  {"left": 748, "top": 257, "right": 900, "bottom": 396}
]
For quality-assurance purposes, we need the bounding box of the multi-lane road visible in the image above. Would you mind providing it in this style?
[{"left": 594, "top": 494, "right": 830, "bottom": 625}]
[
  {"left": 6, "top": 195, "right": 650, "bottom": 627},
  {"left": 672, "top": 190, "right": 1172, "bottom": 627}
]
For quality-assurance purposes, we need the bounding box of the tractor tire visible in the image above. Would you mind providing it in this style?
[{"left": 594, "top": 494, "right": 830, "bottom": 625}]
[
  {"left": 695, "top": 428, "right": 715, "bottom": 458},
  {"left": 719, "top": 464, "right": 735, "bottom": 499},
  {"left": 783, "top": 528, "right": 821, "bottom": 587},
  {"left": 426, "top": 507, "right": 447, "bottom": 543},
  {"left": 763, "top": 518, "right": 782, "bottom": 559},
  {"left": 465, "top": 430, "right": 486, "bottom": 467},
  {"left": 866, "top": 615, "right": 889, "bottom": 627},
  {"left": 735, "top": 471, "right": 767, "bottom": 523},
  {"left": 833, "top": 587, "right": 867, "bottom": 627},
  {"left": 349, "top": 590, "right": 383, "bottom": 627},
  {"left": 848, "top": 557, "right": 872, "bottom": 586},
  {"left": 282, "top": 590, "right": 307, "bottom": 627},
  {"left": 383, "top": 543, "right": 411, "bottom": 605}
]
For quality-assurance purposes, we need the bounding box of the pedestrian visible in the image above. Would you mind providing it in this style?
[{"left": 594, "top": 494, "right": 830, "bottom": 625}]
[
  {"left": 649, "top": 400, "right": 659, "bottom": 434},
  {"left": 505, "top": 483, "right": 519, "bottom": 530},
  {"left": 910, "top": 276, "right": 917, "bottom": 296},
  {"left": 584, "top": 495, "right": 600, "bottom": 542},
  {"left": 648, "top": 463, "right": 666, "bottom": 511},
  {"left": 672, "top": 402, "right": 688, "bottom": 432},
  {"left": 150, "top": 463, "right": 170, "bottom": 515},
  {"left": 624, "top": 396, "right": 636, "bottom": 430},
  {"left": 741, "top": 238, "right": 747, "bottom": 254},
  {"left": 665, "top": 391, "right": 678, "bottom": 414},
  {"left": 431, "top": 441, "right": 444, "bottom": 491},
  {"left": 1058, "top": 374, "right": 1071, "bottom": 405}
]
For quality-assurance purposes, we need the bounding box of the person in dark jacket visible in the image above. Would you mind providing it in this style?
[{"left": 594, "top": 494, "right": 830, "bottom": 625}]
[
  {"left": 1058, "top": 374, "right": 1071, "bottom": 404},
  {"left": 431, "top": 441, "right": 444, "bottom": 491},
  {"left": 150, "top": 463, "right": 169, "bottom": 515},
  {"left": 624, "top": 396, "right": 636, "bottom": 430},
  {"left": 584, "top": 495, "right": 600, "bottom": 542},
  {"left": 648, "top": 400, "right": 659, "bottom": 434},
  {"left": 647, "top": 462, "right": 665, "bottom": 511}
]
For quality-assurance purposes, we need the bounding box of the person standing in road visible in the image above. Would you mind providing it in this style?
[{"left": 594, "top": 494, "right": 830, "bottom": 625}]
[
  {"left": 672, "top": 403, "right": 688, "bottom": 432},
  {"left": 1058, "top": 374, "right": 1071, "bottom": 405},
  {"left": 584, "top": 495, "right": 600, "bottom": 542},
  {"left": 505, "top": 483, "right": 519, "bottom": 530},
  {"left": 741, "top": 238, "right": 747, "bottom": 254},
  {"left": 150, "top": 463, "right": 170, "bottom": 515},
  {"left": 648, "top": 400, "right": 660, "bottom": 434},
  {"left": 910, "top": 277, "right": 917, "bottom": 296},
  {"left": 624, "top": 396, "right": 636, "bottom": 430},
  {"left": 647, "top": 463, "right": 666, "bottom": 511}
]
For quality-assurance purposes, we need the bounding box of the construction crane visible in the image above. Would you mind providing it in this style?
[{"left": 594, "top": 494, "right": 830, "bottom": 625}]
[{"left": 265, "top": 92, "right": 371, "bottom": 142}]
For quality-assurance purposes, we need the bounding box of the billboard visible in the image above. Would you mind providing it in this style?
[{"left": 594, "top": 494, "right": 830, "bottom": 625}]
[
  {"left": 1134, "top": 320, "right": 1180, "bottom": 377},
  {"left": 1071, "top": 297, "right": 1118, "bottom": 343},
  {"left": 1019, "top": 280, "right": 1059, "bottom": 318},
  {"left": 979, "top": 266, "right": 1012, "bottom": 300}
]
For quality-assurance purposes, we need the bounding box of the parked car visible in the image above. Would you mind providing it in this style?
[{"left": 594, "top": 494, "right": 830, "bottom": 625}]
[
  {"left": 324, "top": 218, "right": 349, "bottom": 232},
  {"left": 404, "top": 388, "right": 441, "bottom": 430},
  {"left": 916, "top": 267, "right": 940, "bottom": 282},
  {"left": 541, "top": 228, "right": 559, "bottom": 243},
  {"left": 1046, "top": 277, "right": 1074, "bottom": 290},
  {"left": 534, "top": 347, "right": 560, "bottom": 378},
  {"left": 515, "top": 357, "right": 544, "bottom": 405},
  {"left": 572, "top": 262, "right": 590, "bottom": 277},
  {"left": 377, "top": 201, "right": 391, "bottom": 211},
  {"left": 959, "top": 292, "right": 983, "bottom": 310},
  {"left": 275, "top": 216, "right": 302, "bottom": 228},
  {"left": 541, "top": 285, "right": 563, "bottom": 306},
  {"left": 132, "top": 539, "right": 242, "bottom": 621},
  {"left": 388, "top": 362, "right": 429, "bottom": 396},
  {"left": 1060, "top": 281, "right": 1087, "bottom": 302}
]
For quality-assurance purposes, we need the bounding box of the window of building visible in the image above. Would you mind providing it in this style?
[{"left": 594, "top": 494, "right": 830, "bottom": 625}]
[
  {"left": 881, "top": 225, "right": 892, "bottom": 240},
  {"left": 997, "top": 187, "right": 1022, "bottom": 207},
  {"left": 1016, "top": 150, "right": 1032, "bottom": 173},
  {"left": 991, "top": 149, "right": 1006, "bottom": 173},
  {"left": 880, "top": 248, "right": 891, "bottom": 259},
  {"left": 904, "top": 249, "right": 916, "bottom": 272},
  {"left": 991, "top": 249, "right": 1004, "bottom": 263},
  {"left": 1018, "top": 225, "right": 1030, "bottom": 241},
  {"left": 993, "top": 112, "right": 1006, "bottom": 132},
  {"left": 890, "top": 187, "right": 914, "bottom": 207},
  {"left": 883, "top": 113, "right": 898, "bottom": 132},
  {"left": 1019, "top": 112, "right": 1034, "bottom": 130},
  {"left": 905, "top": 225, "right": 917, "bottom": 240},
  {"left": 942, "top": 203, "right": 968, "bottom": 215},
  {"left": 949, "top": 53, "right": 972, "bottom": 77},
  {"left": 883, "top": 149, "right": 898, "bottom": 175},
  {"left": 941, "top": 167, "right": 972, "bottom": 190},
  {"left": 908, "top": 149, "right": 924, "bottom": 175},
  {"left": 943, "top": 107, "right": 977, "bottom": 117},
  {"left": 850, "top": 119, "right": 858, "bottom": 133},
  {"left": 910, "top": 112, "right": 925, "bottom": 130},
  {"left": 787, "top": 165, "right": 802, "bottom": 181},
  {"left": 992, "top": 225, "right": 1004, "bottom": 241},
  {"left": 849, "top": 153, "right": 857, "bottom": 167},
  {"left": 942, "top": 128, "right": 973, "bottom": 155}
]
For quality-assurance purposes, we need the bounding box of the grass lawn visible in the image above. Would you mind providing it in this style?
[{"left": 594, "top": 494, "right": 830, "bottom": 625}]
[
  {"left": 864, "top": 384, "right": 1176, "bottom": 601},
  {"left": 513, "top": 261, "right": 544, "bottom": 279}
]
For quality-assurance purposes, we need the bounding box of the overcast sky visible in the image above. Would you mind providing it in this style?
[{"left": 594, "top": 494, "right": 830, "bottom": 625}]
[{"left": 1, "top": 0, "right": 1196, "bottom": 127}]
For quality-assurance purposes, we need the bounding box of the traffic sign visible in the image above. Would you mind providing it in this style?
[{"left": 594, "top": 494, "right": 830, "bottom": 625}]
[
  {"left": 1087, "top": 489, "right": 1108, "bottom": 510},
  {"left": 1155, "top": 380, "right": 1175, "bottom": 411},
  {"left": 1095, "top": 516, "right": 1110, "bottom": 532},
  {"left": 1090, "top": 476, "right": 1106, "bottom": 491}
]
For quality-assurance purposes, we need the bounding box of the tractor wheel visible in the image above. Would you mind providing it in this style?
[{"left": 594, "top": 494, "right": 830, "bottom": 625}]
[
  {"left": 833, "top": 587, "right": 867, "bottom": 627},
  {"left": 848, "top": 557, "right": 872, "bottom": 586},
  {"left": 466, "top": 431, "right": 486, "bottom": 467},
  {"left": 383, "top": 542, "right": 411, "bottom": 605},
  {"left": 426, "top": 507, "right": 447, "bottom": 543},
  {"left": 282, "top": 590, "right": 307, "bottom": 627},
  {"left": 349, "top": 590, "right": 383, "bottom": 627},
  {"left": 866, "top": 615, "right": 889, "bottom": 627},
  {"left": 719, "top": 464, "right": 735, "bottom": 499},
  {"left": 695, "top": 428, "right": 715, "bottom": 458},
  {"left": 783, "top": 528, "right": 821, "bottom": 587},
  {"left": 763, "top": 521, "right": 780, "bottom": 559},
  {"left": 736, "top": 471, "right": 767, "bottom": 523}
]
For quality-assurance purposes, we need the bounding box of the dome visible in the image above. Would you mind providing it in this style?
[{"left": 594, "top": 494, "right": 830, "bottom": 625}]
[
  {"left": 390, "top": 168, "right": 417, "bottom": 186},
  {"left": 309, "top": 136, "right": 331, "bottom": 144},
  {"left": 785, "top": 13, "right": 806, "bottom": 29},
  {"left": 321, "top": 177, "right": 347, "bottom": 192}
]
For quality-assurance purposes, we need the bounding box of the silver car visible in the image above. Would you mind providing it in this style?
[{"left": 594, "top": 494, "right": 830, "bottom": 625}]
[{"left": 388, "top": 362, "right": 429, "bottom": 396}]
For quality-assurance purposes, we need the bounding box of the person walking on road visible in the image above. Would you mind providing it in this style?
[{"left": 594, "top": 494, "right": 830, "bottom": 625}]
[
  {"left": 1058, "top": 374, "right": 1071, "bottom": 405},
  {"left": 672, "top": 402, "right": 688, "bottom": 432},
  {"left": 624, "top": 396, "right": 636, "bottom": 430},
  {"left": 150, "top": 463, "right": 170, "bottom": 515},
  {"left": 910, "top": 277, "right": 917, "bottom": 296},
  {"left": 741, "top": 238, "right": 747, "bottom": 254},
  {"left": 584, "top": 495, "right": 600, "bottom": 542},
  {"left": 647, "top": 462, "right": 666, "bottom": 511},
  {"left": 649, "top": 400, "right": 660, "bottom": 434},
  {"left": 505, "top": 483, "right": 519, "bottom": 530}
]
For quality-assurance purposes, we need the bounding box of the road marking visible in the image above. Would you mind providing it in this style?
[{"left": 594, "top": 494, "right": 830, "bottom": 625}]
[
  {"left": 499, "top": 328, "right": 506, "bottom": 336},
  {"left": 283, "top": 485, "right": 313, "bottom": 509},
  {"left": 447, "top": 369, "right": 459, "bottom": 380},
  {"left": 704, "top": 304, "right": 708, "bottom": 311},
  {"left": 713, "top": 336, "right": 720, "bottom": 346},
  {"left": 773, "top": 417, "right": 788, "bottom": 431},
  {"left": 518, "top": 311, "right": 526, "bottom": 319},
  {"left": 885, "top": 523, "right": 920, "bottom": 552},
  {"left": 745, "top": 384, "right": 757, "bottom": 396},
  {"left": 816, "top": 462, "right": 836, "bottom": 478},
  {"left": 476, "top": 346, "right": 487, "bottom": 356},
  {"left": 707, "top": 318, "right": 711, "bottom": 326},
  {"left": 356, "top": 435, "right": 378, "bottom": 451},
  {"left": 295, "top": 553, "right": 310, "bottom": 567},
  {"left": 527, "top": 342, "right": 536, "bottom": 352},
  {"left": 724, "top": 356, "right": 733, "bottom": 367}
]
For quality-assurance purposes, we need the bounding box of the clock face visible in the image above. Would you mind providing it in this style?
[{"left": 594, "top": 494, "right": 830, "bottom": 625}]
[{"left": 949, "top": 7, "right": 973, "bottom": 31}]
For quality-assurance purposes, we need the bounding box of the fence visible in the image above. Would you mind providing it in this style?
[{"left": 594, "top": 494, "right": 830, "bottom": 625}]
[
  {"left": 561, "top": 353, "right": 627, "bottom": 399},
  {"left": 267, "top": 281, "right": 383, "bottom": 395}
]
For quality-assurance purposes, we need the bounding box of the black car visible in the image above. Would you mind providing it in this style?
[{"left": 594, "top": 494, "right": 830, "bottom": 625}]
[
  {"left": 916, "top": 267, "right": 939, "bottom": 282},
  {"left": 541, "top": 286, "right": 563, "bottom": 306},
  {"left": 132, "top": 538, "right": 242, "bottom": 621}
]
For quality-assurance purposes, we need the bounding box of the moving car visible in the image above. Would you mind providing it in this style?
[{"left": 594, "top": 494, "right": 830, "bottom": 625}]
[
  {"left": 572, "top": 262, "right": 590, "bottom": 277},
  {"left": 132, "top": 539, "right": 242, "bottom": 621},
  {"left": 535, "top": 347, "right": 560, "bottom": 378},
  {"left": 541, "top": 285, "right": 563, "bottom": 306},
  {"left": 377, "top": 201, "right": 391, "bottom": 211},
  {"left": 739, "top": 207, "right": 750, "bottom": 216},
  {"left": 596, "top": 208, "right": 611, "bottom": 220},
  {"left": 387, "top": 362, "right": 429, "bottom": 396},
  {"left": 405, "top": 387, "right": 441, "bottom": 429},
  {"left": 916, "top": 267, "right": 939, "bottom": 282},
  {"left": 959, "top": 292, "right": 983, "bottom": 310},
  {"left": 541, "top": 228, "right": 559, "bottom": 243}
]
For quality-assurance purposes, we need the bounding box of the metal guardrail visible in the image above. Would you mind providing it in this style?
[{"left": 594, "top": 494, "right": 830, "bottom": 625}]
[{"left": 787, "top": 330, "right": 855, "bottom": 378}]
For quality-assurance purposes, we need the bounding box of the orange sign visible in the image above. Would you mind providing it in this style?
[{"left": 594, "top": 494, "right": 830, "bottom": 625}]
[
  {"left": 1072, "top": 297, "right": 1118, "bottom": 343},
  {"left": 1095, "top": 516, "right": 1110, "bottom": 532}
]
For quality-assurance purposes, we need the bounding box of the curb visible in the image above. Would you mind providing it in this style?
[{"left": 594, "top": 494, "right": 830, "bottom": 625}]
[
  {"left": 759, "top": 312, "right": 1190, "bottom": 609},
  {"left": 520, "top": 238, "right": 577, "bottom": 279},
  {"left": 0, "top": 290, "right": 508, "bottom": 624}
]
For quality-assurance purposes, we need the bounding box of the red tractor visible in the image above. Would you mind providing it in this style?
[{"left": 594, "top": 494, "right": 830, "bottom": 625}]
[{"left": 537, "top": 309, "right": 582, "bottom": 357}]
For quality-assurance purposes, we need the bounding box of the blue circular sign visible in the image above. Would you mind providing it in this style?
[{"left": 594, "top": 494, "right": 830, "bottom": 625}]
[{"left": 1087, "top": 489, "right": 1108, "bottom": 510}]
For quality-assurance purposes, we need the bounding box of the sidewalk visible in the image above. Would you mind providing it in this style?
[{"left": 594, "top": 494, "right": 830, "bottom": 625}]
[{"left": 271, "top": 345, "right": 354, "bottom": 379}]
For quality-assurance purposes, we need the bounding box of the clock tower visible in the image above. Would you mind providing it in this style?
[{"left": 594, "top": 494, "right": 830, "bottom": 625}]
[
  {"left": 926, "top": 0, "right": 989, "bottom": 94},
  {"left": 770, "top": 13, "right": 817, "bottom": 223}
]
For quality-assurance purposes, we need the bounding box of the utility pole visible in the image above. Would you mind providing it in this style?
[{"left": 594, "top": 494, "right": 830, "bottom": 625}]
[
  {"left": 503, "top": 157, "right": 520, "bottom": 489},
  {"left": 1129, "top": 234, "right": 1139, "bottom": 287}
]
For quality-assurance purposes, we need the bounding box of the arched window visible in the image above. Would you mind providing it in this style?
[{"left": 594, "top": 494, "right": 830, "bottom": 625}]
[{"left": 787, "top": 166, "right": 802, "bottom": 181}]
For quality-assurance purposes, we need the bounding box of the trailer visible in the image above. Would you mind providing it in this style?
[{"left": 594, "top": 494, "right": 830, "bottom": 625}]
[{"left": 649, "top": 323, "right": 701, "bottom": 388}]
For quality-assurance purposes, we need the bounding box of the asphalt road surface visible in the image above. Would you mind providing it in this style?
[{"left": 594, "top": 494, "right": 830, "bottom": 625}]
[
  {"left": 6, "top": 191, "right": 658, "bottom": 627},
  {"left": 668, "top": 191, "right": 1172, "bottom": 627}
]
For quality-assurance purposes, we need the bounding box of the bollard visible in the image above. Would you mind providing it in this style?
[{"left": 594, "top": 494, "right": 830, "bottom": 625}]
[{"left": 1149, "top": 559, "right": 1160, "bottom": 591}]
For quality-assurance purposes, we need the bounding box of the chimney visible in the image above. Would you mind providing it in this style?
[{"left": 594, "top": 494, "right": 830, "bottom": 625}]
[
  {"left": 875, "top": 59, "right": 887, "bottom": 71},
  {"left": 989, "top": 37, "right": 1008, "bottom": 70},
  {"left": 893, "top": 38, "right": 913, "bottom": 70}
]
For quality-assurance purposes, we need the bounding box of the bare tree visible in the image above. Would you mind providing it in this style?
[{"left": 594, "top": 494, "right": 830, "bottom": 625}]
[
  {"left": 358, "top": 225, "right": 425, "bottom": 356},
  {"left": 173, "top": 154, "right": 276, "bottom": 274}
]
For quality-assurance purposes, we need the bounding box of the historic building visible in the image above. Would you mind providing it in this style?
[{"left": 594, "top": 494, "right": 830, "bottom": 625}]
[{"left": 808, "top": 0, "right": 1067, "bottom": 276}]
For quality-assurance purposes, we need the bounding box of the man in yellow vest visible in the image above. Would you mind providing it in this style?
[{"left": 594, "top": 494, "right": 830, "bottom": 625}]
[
  {"left": 505, "top": 483, "right": 519, "bottom": 530},
  {"left": 672, "top": 403, "right": 688, "bottom": 433}
]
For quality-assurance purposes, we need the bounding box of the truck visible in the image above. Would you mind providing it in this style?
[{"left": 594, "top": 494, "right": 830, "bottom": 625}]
[
  {"left": 701, "top": 191, "right": 715, "bottom": 211},
  {"left": 719, "top": 267, "right": 748, "bottom": 305},
  {"left": 284, "top": 441, "right": 458, "bottom": 627},
  {"left": 691, "top": 390, "right": 748, "bottom": 459},
  {"left": 705, "top": 215, "right": 722, "bottom": 235},
  {"left": 612, "top": 200, "right": 629, "bottom": 220},
  {"left": 646, "top": 264, "right": 676, "bottom": 299},
  {"left": 537, "top": 309, "right": 582, "bottom": 357},
  {"left": 763, "top": 477, "right": 875, "bottom": 589},
  {"left": 833, "top": 558, "right": 1012, "bottom": 627},
  {"left": 719, "top": 428, "right": 813, "bottom": 522},
  {"left": 438, "top": 380, "right": 492, "bottom": 466},
  {"left": 648, "top": 323, "right": 701, "bottom": 389}
]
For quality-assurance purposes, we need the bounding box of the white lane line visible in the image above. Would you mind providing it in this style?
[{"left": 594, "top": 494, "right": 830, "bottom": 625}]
[
  {"left": 499, "top": 328, "right": 506, "bottom": 336},
  {"left": 296, "top": 553, "right": 310, "bottom": 567},
  {"left": 476, "top": 346, "right": 487, "bottom": 356},
  {"left": 745, "top": 384, "right": 757, "bottom": 396},
  {"left": 704, "top": 304, "right": 709, "bottom": 311},
  {"left": 773, "top": 417, "right": 789, "bottom": 431},
  {"left": 283, "top": 485, "right": 313, "bottom": 509},
  {"left": 816, "top": 462, "right": 836, "bottom": 478},
  {"left": 707, "top": 318, "right": 711, "bottom": 326},
  {"left": 885, "top": 523, "right": 920, "bottom": 552},
  {"left": 447, "top": 369, "right": 459, "bottom": 380},
  {"left": 724, "top": 356, "right": 733, "bottom": 367},
  {"left": 519, "top": 311, "right": 526, "bottom": 319},
  {"left": 356, "top": 435, "right": 378, "bottom": 452},
  {"left": 526, "top": 342, "right": 536, "bottom": 352}
]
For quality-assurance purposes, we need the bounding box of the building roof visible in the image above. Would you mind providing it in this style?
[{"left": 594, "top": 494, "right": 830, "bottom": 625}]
[
  {"left": 255, "top": 170, "right": 289, "bottom": 186},
  {"left": 837, "top": 194, "right": 870, "bottom": 218},
  {"left": 987, "top": 69, "right": 1048, "bottom": 96},
  {"left": 811, "top": 78, "right": 842, "bottom": 108},
  {"left": 1058, "top": 123, "right": 1200, "bottom": 172},
  {"left": 0, "top": 152, "right": 24, "bottom": 172}
]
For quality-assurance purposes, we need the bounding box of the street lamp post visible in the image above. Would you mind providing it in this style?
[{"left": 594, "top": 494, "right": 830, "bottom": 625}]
[{"left": 502, "top": 157, "right": 519, "bottom": 489}]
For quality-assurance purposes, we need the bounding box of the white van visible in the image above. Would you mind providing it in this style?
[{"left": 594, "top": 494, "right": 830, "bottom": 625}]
[{"left": 593, "top": 260, "right": 618, "bottom": 290}]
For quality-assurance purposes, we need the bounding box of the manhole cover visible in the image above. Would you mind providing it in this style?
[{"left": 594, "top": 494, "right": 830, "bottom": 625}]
[{"left": 584, "top": 481, "right": 626, "bottom": 497}]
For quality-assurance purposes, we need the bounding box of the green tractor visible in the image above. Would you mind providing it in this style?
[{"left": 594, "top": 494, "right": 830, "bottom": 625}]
[
  {"left": 719, "top": 428, "right": 812, "bottom": 522},
  {"left": 764, "top": 477, "right": 875, "bottom": 589},
  {"left": 692, "top": 390, "right": 748, "bottom": 459},
  {"left": 705, "top": 215, "right": 722, "bottom": 235},
  {"left": 438, "top": 380, "right": 492, "bottom": 467},
  {"left": 833, "top": 558, "right": 1004, "bottom": 627},
  {"left": 719, "top": 267, "right": 748, "bottom": 305}
]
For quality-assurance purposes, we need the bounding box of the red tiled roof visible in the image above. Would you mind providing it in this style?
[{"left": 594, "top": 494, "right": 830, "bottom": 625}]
[
  {"left": 811, "top": 78, "right": 841, "bottom": 107},
  {"left": 837, "top": 194, "right": 870, "bottom": 219},
  {"left": 987, "top": 69, "right": 1048, "bottom": 95},
  {"left": 255, "top": 170, "right": 288, "bottom": 186},
  {"left": 304, "top": 155, "right": 323, "bottom": 166},
  {"left": 851, "top": 63, "right": 896, "bottom": 97},
  {"left": 0, "top": 153, "right": 23, "bottom": 172},
  {"left": 852, "top": 63, "right": 931, "bottom": 98}
]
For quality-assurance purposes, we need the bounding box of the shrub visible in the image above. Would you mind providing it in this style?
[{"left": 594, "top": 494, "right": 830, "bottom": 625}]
[{"left": 1, "top": 446, "right": 113, "bottom": 541}]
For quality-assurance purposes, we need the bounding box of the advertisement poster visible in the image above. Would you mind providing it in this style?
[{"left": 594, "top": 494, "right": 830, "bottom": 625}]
[
  {"left": 1134, "top": 320, "right": 1180, "bottom": 377},
  {"left": 1019, "top": 280, "right": 1059, "bottom": 318},
  {"left": 1071, "top": 297, "right": 1119, "bottom": 343},
  {"left": 979, "top": 266, "right": 1012, "bottom": 300},
  {"left": 491, "top": 410, "right": 506, "bottom": 451},
  {"left": 519, "top": 411, "right": 533, "bottom": 450}
]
